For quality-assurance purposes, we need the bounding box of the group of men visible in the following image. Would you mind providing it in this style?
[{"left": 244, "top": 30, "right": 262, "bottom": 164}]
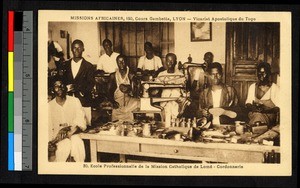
[{"left": 48, "top": 38, "right": 280, "bottom": 162}]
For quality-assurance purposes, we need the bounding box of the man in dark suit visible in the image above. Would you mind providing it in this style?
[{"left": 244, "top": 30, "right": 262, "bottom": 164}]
[{"left": 61, "top": 39, "right": 95, "bottom": 126}]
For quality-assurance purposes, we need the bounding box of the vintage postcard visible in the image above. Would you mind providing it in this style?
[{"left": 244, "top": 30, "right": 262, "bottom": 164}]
[{"left": 38, "top": 10, "right": 291, "bottom": 176}]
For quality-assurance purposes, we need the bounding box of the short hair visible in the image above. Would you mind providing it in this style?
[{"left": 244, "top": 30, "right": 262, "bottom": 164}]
[
  {"left": 116, "top": 54, "right": 128, "bottom": 67},
  {"left": 166, "top": 53, "right": 177, "bottom": 65},
  {"left": 257, "top": 62, "right": 271, "bottom": 75},
  {"left": 144, "top": 42, "right": 153, "bottom": 49},
  {"left": 204, "top": 52, "right": 214, "bottom": 58},
  {"left": 52, "top": 78, "right": 65, "bottom": 86},
  {"left": 102, "top": 39, "right": 112, "bottom": 47},
  {"left": 71, "top": 39, "right": 84, "bottom": 48},
  {"left": 116, "top": 54, "right": 126, "bottom": 62},
  {"left": 208, "top": 62, "right": 223, "bottom": 75}
]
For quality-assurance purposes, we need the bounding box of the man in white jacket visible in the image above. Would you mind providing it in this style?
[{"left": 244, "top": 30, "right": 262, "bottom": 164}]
[{"left": 48, "top": 80, "right": 86, "bottom": 162}]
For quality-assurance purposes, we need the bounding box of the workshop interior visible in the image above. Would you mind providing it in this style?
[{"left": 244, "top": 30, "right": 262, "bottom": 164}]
[{"left": 47, "top": 21, "right": 281, "bottom": 163}]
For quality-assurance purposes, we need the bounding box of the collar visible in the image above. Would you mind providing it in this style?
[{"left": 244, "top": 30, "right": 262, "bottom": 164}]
[{"left": 71, "top": 58, "right": 83, "bottom": 64}]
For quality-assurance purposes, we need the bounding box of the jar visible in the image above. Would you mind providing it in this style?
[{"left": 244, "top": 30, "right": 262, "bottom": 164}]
[
  {"left": 235, "top": 121, "right": 244, "bottom": 135},
  {"left": 142, "top": 123, "right": 151, "bottom": 137}
]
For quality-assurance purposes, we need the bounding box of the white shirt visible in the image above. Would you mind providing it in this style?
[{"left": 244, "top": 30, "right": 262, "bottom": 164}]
[
  {"left": 138, "top": 55, "right": 163, "bottom": 71},
  {"left": 71, "top": 58, "right": 83, "bottom": 79},
  {"left": 212, "top": 88, "right": 222, "bottom": 108},
  {"left": 48, "top": 96, "right": 86, "bottom": 141},
  {"left": 97, "top": 52, "right": 119, "bottom": 73},
  {"left": 245, "top": 83, "right": 280, "bottom": 107},
  {"left": 52, "top": 41, "right": 63, "bottom": 61}
]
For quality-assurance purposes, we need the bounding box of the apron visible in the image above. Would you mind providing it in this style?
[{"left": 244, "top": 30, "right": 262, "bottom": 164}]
[
  {"left": 112, "top": 69, "right": 139, "bottom": 121},
  {"left": 249, "top": 84, "right": 277, "bottom": 126}
]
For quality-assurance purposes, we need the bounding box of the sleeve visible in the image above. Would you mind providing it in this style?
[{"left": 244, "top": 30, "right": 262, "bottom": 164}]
[
  {"left": 96, "top": 56, "right": 103, "bottom": 70},
  {"left": 245, "top": 83, "right": 255, "bottom": 104},
  {"left": 198, "top": 90, "right": 205, "bottom": 110},
  {"left": 48, "top": 103, "right": 56, "bottom": 141},
  {"left": 137, "top": 57, "right": 144, "bottom": 70},
  {"left": 107, "top": 73, "right": 117, "bottom": 102},
  {"left": 230, "top": 86, "right": 239, "bottom": 107},
  {"left": 86, "top": 64, "right": 96, "bottom": 92},
  {"left": 72, "top": 98, "right": 87, "bottom": 131},
  {"left": 155, "top": 56, "right": 163, "bottom": 70},
  {"left": 48, "top": 104, "right": 55, "bottom": 141},
  {"left": 271, "top": 84, "right": 280, "bottom": 107},
  {"left": 53, "top": 41, "right": 63, "bottom": 52}
]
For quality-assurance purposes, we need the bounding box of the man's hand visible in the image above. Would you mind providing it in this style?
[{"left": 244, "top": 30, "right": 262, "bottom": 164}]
[
  {"left": 112, "top": 100, "right": 120, "bottom": 109},
  {"left": 143, "top": 69, "right": 150, "bottom": 76},
  {"left": 200, "top": 108, "right": 209, "bottom": 117},
  {"left": 67, "top": 126, "right": 79, "bottom": 138},
  {"left": 56, "top": 125, "right": 71, "bottom": 141},
  {"left": 246, "top": 103, "right": 261, "bottom": 112}
]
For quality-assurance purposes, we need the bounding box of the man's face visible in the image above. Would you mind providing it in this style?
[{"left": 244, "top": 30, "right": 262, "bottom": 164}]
[
  {"left": 145, "top": 45, "right": 154, "bottom": 57},
  {"left": 103, "top": 41, "right": 112, "bottom": 55},
  {"left": 204, "top": 54, "right": 213, "bottom": 64},
  {"left": 209, "top": 68, "right": 222, "bottom": 85},
  {"left": 53, "top": 81, "right": 67, "bottom": 97},
  {"left": 117, "top": 57, "right": 127, "bottom": 70},
  {"left": 257, "top": 67, "right": 269, "bottom": 84},
  {"left": 71, "top": 43, "right": 84, "bottom": 58},
  {"left": 166, "top": 55, "right": 176, "bottom": 72}
]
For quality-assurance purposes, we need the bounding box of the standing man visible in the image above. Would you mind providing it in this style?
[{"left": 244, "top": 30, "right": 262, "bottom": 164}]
[
  {"left": 62, "top": 39, "right": 95, "bottom": 126},
  {"left": 189, "top": 51, "right": 214, "bottom": 91},
  {"left": 137, "top": 42, "right": 165, "bottom": 79},
  {"left": 97, "top": 39, "right": 120, "bottom": 74},
  {"left": 199, "top": 62, "right": 239, "bottom": 124},
  {"left": 245, "top": 62, "right": 280, "bottom": 127},
  {"left": 203, "top": 52, "right": 214, "bottom": 71},
  {"left": 48, "top": 80, "right": 86, "bottom": 162}
]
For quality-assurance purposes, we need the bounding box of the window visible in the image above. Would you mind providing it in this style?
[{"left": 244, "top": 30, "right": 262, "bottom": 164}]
[{"left": 99, "top": 22, "right": 174, "bottom": 71}]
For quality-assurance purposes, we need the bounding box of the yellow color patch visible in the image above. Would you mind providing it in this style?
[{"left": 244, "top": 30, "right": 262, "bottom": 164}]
[{"left": 8, "top": 52, "right": 14, "bottom": 92}]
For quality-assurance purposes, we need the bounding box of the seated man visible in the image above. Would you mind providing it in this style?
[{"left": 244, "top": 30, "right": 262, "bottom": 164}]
[
  {"left": 108, "top": 55, "right": 140, "bottom": 121},
  {"left": 48, "top": 80, "right": 86, "bottom": 162},
  {"left": 199, "top": 62, "right": 239, "bottom": 125},
  {"left": 157, "top": 53, "right": 187, "bottom": 126},
  {"left": 245, "top": 62, "right": 280, "bottom": 127},
  {"left": 137, "top": 42, "right": 165, "bottom": 79}
]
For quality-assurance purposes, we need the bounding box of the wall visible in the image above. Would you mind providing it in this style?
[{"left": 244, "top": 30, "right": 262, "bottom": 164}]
[
  {"left": 48, "top": 22, "right": 226, "bottom": 66},
  {"left": 48, "top": 22, "right": 99, "bottom": 65},
  {"left": 174, "top": 22, "right": 226, "bottom": 65}
]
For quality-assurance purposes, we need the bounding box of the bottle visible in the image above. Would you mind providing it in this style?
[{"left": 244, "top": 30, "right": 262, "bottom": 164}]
[
  {"left": 189, "top": 127, "right": 193, "bottom": 140},
  {"left": 186, "top": 118, "right": 191, "bottom": 128},
  {"left": 143, "top": 123, "right": 151, "bottom": 137},
  {"left": 165, "top": 111, "right": 171, "bottom": 128},
  {"left": 180, "top": 118, "right": 186, "bottom": 127},
  {"left": 175, "top": 118, "right": 180, "bottom": 127},
  {"left": 171, "top": 118, "right": 176, "bottom": 127}
]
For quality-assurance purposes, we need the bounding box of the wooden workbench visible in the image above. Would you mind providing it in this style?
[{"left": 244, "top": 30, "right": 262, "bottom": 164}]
[{"left": 80, "top": 133, "right": 280, "bottom": 163}]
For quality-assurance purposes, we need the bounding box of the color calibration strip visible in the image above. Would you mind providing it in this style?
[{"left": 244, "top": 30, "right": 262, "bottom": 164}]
[
  {"left": 8, "top": 11, "right": 33, "bottom": 171},
  {"left": 8, "top": 11, "right": 15, "bottom": 171}
]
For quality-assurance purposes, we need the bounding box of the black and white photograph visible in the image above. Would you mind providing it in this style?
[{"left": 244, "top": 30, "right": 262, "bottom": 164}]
[{"left": 38, "top": 10, "right": 291, "bottom": 175}]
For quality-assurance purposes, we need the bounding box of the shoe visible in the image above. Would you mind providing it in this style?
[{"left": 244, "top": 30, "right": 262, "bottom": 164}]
[
  {"left": 209, "top": 107, "right": 225, "bottom": 117},
  {"left": 223, "top": 109, "right": 237, "bottom": 118},
  {"left": 209, "top": 107, "right": 237, "bottom": 119}
]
